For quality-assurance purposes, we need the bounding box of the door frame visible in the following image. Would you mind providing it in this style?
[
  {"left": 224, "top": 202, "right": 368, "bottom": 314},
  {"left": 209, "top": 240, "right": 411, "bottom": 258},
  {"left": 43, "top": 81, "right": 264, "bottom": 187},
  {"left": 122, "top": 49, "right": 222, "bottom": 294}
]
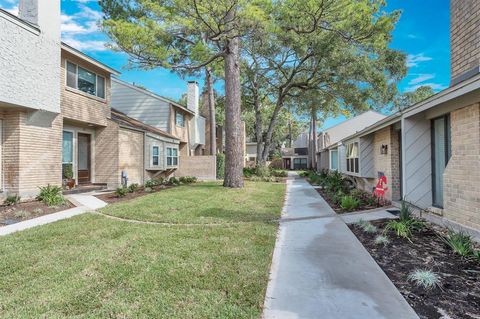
[{"left": 77, "top": 132, "right": 92, "bottom": 184}]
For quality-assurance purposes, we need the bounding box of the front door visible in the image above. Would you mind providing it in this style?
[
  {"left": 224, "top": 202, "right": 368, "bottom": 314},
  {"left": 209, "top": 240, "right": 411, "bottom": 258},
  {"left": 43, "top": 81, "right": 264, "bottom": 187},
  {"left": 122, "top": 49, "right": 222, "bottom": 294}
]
[
  {"left": 284, "top": 158, "right": 291, "bottom": 170},
  {"left": 77, "top": 133, "right": 91, "bottom": 184}
]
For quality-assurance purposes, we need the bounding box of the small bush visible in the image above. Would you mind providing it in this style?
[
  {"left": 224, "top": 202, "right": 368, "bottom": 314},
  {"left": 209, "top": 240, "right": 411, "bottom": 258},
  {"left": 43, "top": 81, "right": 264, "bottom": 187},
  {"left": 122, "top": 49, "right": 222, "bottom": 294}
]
[
  {"left": 243, "top": 167, "right": 255, "bottom": 178},
  {"left": 354, "top": 219, "right": 370, "bottom": 229},
  {"left": 4, "top": 195, "right": 21, "bottom": 206},
  {"left": 441, "top": 229, "right": 474, "bottom": 257},
  {"left": 216, "top": 153, "right": 225, "bottom": 179},
  {"left": 179, "top": 176, "right": 197, "bottom": 184},
  {"left": 473, "top": 251, "right": 480, "bottom": 261},
  {"left": 255, "top": 165, "right": 271, "bottom": 178},
  {"left": 168, "top": 177, "right": 180, "bottom": 186},
  {"left": 340, "top": 195, "right": 360, "bottom": 211},
  {"left": 127, "top": 183, "right": 139, "bottom": 193},
  {"left": 115, "top": 187, "right": 128, "bottom": 198},
  {"left": 408, "top": 269, "right": 440, "bottom": 290},
  {"left": 374, "top": 235, "right": 390, "bottom": 246},
  {"left": 271, "top": 169, "right": 288, "bottom": 178},
  {"left": 37, "top": 185, "right": 65, "bottom": 207},
  {"left": 14, "top": 210, "right": 31, "bottom": 219},
  {"left": 354, "top": 219, "right": 377, "bottom": 233},
  {"left": 144, "top": 178, "right": 164, "bottom": 188},
  {"left": 144, "top": 187, "right": 153, "bottom": 193},
  {"left": 384, "top": 219, "right": 424, "bottom": 241}
]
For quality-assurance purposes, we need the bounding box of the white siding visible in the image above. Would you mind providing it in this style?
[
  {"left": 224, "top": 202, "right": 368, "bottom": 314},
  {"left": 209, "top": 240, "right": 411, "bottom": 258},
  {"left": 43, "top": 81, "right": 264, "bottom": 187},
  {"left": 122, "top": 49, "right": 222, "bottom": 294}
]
[
  {"left": 402, "top": 114, "right": 432, "bottom": 208},
  {"left": 111, "top": 79, "right": 171, "bottom": 131},
  {"left": 359, "top": 135, "right": 375, "bottom": 178}
]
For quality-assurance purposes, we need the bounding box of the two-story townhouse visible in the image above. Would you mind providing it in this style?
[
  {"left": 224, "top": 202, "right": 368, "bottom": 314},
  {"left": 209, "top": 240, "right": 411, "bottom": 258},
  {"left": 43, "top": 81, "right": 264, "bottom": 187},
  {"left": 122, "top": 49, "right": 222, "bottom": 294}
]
[{"left": 111, "top": 78, "right": 206, "bottom": 157}]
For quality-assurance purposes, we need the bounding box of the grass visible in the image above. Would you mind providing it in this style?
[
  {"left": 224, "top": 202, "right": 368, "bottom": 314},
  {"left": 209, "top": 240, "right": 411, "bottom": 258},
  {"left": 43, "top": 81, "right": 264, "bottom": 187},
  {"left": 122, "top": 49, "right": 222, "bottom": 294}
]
[{"left": 0, "top": 181, "right": 285, "bottom": 318}]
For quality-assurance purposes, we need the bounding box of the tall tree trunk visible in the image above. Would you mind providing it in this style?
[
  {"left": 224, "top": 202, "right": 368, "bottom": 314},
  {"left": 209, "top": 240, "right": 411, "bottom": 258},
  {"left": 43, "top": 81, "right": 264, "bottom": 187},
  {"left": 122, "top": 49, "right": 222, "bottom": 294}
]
[
  {"left": 287, "top": 104, "right": 292, "bottom": 148},
  {"left": 261, "top": 92, "right": 284, "bottom": 162},
  {"left": 223, "top": 37, "right": 244, "bottom": 188},
  {"left": 253, "top": 89, "right": 265, "bottom": 167},
  {"left": 205, "top": 67, "right": 216, "bottom": 155},
  {"left": 311, "top": 108, "right": 317, "bottom": 170},
  {"left": 308, "top": 115, "right": 313, "bottom": 169}
]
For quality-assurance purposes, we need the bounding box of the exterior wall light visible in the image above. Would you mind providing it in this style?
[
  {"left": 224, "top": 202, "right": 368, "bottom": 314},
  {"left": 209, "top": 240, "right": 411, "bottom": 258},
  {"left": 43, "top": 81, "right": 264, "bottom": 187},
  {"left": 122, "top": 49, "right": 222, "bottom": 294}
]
[{"left": 380, "top": 144, "right": 388, "bottom": 155}]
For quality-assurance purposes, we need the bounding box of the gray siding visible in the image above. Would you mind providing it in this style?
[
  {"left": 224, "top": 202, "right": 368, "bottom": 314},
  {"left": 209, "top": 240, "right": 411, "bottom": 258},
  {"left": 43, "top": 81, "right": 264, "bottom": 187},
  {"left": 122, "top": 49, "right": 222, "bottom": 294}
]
[
  {"left": 403, "top": 115, "right": 432, "bottom": 208},
  {"left": 111, "top": 79, "right": 170, "bottom": 131},
  {"left": 360, "top": 135, "right": 375, "bottom": 178},
  {"left": 338, "top": 145, "right": 347, "bottom": 173}
]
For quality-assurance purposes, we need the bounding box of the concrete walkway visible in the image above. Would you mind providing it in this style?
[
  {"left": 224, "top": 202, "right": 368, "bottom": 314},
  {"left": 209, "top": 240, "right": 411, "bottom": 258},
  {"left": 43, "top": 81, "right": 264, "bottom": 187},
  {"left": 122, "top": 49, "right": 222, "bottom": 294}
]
[
  {"left": 0, "top": 193, "right": 107, "bottom": 236},
  {"left": 263, "top": 173, "right": 418, "bottom": 319}
]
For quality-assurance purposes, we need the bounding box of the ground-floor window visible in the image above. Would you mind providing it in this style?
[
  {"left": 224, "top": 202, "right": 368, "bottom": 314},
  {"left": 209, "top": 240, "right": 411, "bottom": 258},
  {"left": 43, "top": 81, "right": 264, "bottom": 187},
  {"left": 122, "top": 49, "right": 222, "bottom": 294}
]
[
  {"left": 167, "top": 147, "right": 178, "bottom": 166},
  {"left": 62, "top": 131, "right": 74, "bottom": 179},
  {"left": 432, "top": 114, "right": 451, "bottom": 208},
  {"left": 346, "top": 142, "right": 359, "bottom": 173},
  {"left": 293, "top": 158, "right": 307, "bottom": 170},
  {"left": 330, "top": 149, "right": 338, "bottom": 170},
  {"left": 152, "top": 146, "right": 159, "bottom": 166}
]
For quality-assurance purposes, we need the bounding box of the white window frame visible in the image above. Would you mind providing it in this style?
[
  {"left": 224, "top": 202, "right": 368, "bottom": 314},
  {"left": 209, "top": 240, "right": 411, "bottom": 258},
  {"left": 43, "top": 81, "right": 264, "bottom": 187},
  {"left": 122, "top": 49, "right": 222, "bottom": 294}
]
[
  {"left": 152, "top": 145, "right": 160, "bottom": 166},
  {"left": 329, "top": 149, "right": 339, "bottom": 171},
  {"left": 346, "top": 142, "right": 359, "bottom": 174},
  {"left": 166, "top": 147, "right": 179, "bottom": 167},
  {"left": 65, "top": 60, "right": 106, "bottom": 100}
]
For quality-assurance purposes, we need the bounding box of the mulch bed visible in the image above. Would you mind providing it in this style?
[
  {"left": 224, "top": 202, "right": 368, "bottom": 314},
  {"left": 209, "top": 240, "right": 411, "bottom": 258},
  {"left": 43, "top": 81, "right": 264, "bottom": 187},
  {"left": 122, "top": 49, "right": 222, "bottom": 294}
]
[
  {"left": 95, "top": 185, "right": 174, "bottom": 204},
  {"left": 0, "top": 200, "right": 74, "bottom": 227},
  {"left": 349, "top": 219, "right": 480, "bottom": 319},
  {"left": 315, "top": 187, "right": 387, "bottom": 214}
]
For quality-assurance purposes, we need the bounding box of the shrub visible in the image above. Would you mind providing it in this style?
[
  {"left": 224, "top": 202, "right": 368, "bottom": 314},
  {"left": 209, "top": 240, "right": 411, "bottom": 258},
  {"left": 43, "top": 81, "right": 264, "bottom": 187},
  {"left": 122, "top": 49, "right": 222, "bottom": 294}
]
[
  {"left": 243, "top": 167, "right": 255, "bottom": 178},
  {"left": 145, "top": 178, "right": 164, "bottom": 188},
  {"left": 441, "top": 229, "right": 474, "bottom": 257},
  {"left": 144, "top": 187, "right": 153, "bottom": 193},
  {"left": 179, "top": 176, "right": 197, "bottom": 184},
  {"left": 115, "top": 187, "right": 128, "bottom": 198},
  {"left": 14, "top": 210, "right": 31, "bottom": 219},
  {"left": 255, "top": 165, "right": 271, "bottom": 177},
  {"left": 408, "top": 269, "right": 440, "bottom": 290},
  {"left": 63, "top": 163, "right": 74, "bottom": 180},
  {"left": 340, "top": 195, "right": 360, "bottom": 211},
  {"left": 374, "top": 235, "right": 390, "bottom": 246},
  {"left": 127, "top": 183, "right": 139, "bottom": 193},
  {"left": 4, "top": 195, "right": 21, "bottom": 206},
  {"left": 384, "top": 200, "right": 424, "bottom": 241},
  {"left": 168, "top": 177, "right": 180, "bottom": 185},
  {"left": 353, "top": 219, "right": 370, "bottom": 229},
  {"left": 473, "top": 251, "right": 480, "bottom": 261},
  {"left": 354, "top": 219, "right": 377, "bottom": 233},
  {"left": 216, "top": 153, "right": 225, "bottom": 179},
  {"left": 269, "top": 158, "right": 283, "bottom": 169},
  {"left": 37, "top": 185, "right": 65, "bottom": 207},
  {"left": 271, "top": 169, "right": 288, "bottom": 178}
]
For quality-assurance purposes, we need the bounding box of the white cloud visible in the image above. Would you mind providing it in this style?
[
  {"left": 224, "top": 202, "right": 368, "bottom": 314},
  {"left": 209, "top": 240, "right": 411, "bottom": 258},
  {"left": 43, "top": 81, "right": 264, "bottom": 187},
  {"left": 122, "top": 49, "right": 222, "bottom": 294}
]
[
  {"left": 407, "top": 34, "right": 419, "bottom": 39},
  {"left": 406, "top": 82, "right": 447, "bottom": 92},
  {"left": 5, "top": 5, "right": 18, "bottom": 15},
  {"left": 406, "top": 53, "right": 433, "bottom": 68},
  {"left": 408, "top": 73, "right": 435, "bottom": 85},
  {"left": 63, "top": 36, "right": 107, "bottom": 52}
]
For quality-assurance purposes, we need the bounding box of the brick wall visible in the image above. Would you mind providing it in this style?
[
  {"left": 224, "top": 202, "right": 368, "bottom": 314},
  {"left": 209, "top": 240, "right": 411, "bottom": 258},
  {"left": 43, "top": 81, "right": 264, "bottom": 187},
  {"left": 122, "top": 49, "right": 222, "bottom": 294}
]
[
  {"left": 2, "top": 110, "right": 62, "bottom": 198},
  {"left": 443, "top": 103, "right": 480, "bottom": 230},
  {"left": 118, "top": 128, "right": 144, "bottom": 186},
  {"left": 60, "top": 51, "right": 111, "bottom": 127},
  {"left": 175, "top": 155, "right": 216, "bottom": 181},
  {"left": 95, "top": 119, "right": 120, "bottom": 188},
  {"left": 450, "top": 0, "right": 480, "bottom": 81}
]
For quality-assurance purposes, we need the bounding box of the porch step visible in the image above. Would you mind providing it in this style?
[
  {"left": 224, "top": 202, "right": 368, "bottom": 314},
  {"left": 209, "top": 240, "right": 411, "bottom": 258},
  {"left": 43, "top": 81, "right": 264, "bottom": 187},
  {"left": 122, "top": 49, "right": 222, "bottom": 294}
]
[{"left": 63, "top": 184, "right": 108, "bottom": 195}]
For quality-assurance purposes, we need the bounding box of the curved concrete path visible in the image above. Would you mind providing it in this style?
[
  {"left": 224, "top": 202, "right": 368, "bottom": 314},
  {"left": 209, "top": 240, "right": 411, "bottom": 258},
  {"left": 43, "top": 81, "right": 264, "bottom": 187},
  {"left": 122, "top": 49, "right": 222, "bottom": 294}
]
[{"left": 263, "top": 173, "right": 418, "bottom": 319}]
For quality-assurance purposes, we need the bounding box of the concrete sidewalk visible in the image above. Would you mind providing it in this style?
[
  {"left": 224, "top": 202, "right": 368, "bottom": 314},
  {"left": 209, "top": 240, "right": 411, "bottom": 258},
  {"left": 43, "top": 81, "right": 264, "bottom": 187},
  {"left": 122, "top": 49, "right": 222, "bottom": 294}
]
[{"left": 263, "top": 173, "right": 418, "bottom": 319}]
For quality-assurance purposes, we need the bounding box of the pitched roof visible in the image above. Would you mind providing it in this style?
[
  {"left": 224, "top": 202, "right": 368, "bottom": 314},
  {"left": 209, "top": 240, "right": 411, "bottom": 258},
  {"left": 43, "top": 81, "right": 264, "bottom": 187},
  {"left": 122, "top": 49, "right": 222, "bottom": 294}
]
[
  {"left": 111, "top": 108, "right": 179, "bottom": 140},
  {"left": 61, "top": 43, "right": 120, "bottom": 76}
]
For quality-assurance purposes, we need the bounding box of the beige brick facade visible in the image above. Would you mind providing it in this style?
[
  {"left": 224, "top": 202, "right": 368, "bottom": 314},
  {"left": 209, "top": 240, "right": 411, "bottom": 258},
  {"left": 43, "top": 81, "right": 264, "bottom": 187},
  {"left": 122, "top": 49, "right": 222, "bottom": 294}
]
[
  {"left": 450, "top": 0, "right": 480, "bottom": 80},
  {"left": 1, "top": 110, "right": 62, "bottom": 198},
  {"left": 95, "top": 119, "right": 120, "bottom": 188},
  {"left": 60, "top": 51, "right": 111, "bottom": 127},
  {"left": 118, "top": 128, "right": 144, "bottom": 186},
  {"left": 443, "top": 103, "right": 480, "bottom": 230}
]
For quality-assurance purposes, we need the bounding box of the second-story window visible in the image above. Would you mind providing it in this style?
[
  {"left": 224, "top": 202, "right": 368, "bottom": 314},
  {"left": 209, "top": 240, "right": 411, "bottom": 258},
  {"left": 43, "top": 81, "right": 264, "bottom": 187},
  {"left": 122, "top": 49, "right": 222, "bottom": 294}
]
[
  {"left": 175, "top": 111, "right": 185, "bottom": 127},
  {"left": 66, "top": 61, "right": 106, "bottom": 99}
]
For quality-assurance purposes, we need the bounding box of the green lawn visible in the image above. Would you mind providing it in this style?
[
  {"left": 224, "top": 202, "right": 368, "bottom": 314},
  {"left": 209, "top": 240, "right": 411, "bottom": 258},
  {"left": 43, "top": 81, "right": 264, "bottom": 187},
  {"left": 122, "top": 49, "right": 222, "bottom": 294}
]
[{"left": 0, "top": 181, "right": 285, "bottom": 318}]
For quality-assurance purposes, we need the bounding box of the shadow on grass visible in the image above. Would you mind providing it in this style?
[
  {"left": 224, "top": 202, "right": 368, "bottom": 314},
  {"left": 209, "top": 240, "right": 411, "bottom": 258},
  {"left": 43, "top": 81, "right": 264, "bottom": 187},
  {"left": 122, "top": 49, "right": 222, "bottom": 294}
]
[{"left": 194, "top": 207, "right": 278, "bottom": 225}]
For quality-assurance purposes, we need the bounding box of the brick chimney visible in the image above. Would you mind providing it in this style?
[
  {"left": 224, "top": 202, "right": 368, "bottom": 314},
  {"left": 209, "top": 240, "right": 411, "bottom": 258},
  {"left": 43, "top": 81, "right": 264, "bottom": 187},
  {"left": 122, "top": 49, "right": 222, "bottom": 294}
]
[
  {"left": 19, "top": 0, "right": 60, "bottom": 39},
  {"left": 187, "top": 81, "right": 199, "bottom": 114},
  {"left": 450, "top": 0, "right": 480, "bottom": 85}
]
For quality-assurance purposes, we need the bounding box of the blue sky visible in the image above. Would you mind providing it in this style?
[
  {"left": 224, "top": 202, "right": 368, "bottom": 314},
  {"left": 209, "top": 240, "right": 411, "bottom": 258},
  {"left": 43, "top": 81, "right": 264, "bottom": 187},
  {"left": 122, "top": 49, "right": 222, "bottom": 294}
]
[{"left": 1, "top": 0, "right": 450, "bottom": 129}]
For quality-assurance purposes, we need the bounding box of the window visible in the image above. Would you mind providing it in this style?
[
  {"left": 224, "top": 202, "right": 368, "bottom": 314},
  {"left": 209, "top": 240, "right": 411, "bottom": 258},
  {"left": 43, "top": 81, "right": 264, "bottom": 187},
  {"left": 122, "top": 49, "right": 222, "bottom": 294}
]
[
  {"left": 432, "top": 114, "right": 452, "bottom": 208},
  {"left": 293, "top": 158, "right": 307, "bottom": 170},
  {"left": 175, "top": 111, "right": 185, "bottom": 127},
  {"left": 330, "top": 149, "right": 338, "bottom": 170},
  {"left": 167, "top": 147, "right": 178, "bottom": 166},
  {"left": 152, "top": 146, "right": 159, "bottom": 166},
  {"left": 66, "top": 61, "right": 106, "bottom": 99},
  {"left": 346, "top": 142, "right": 359, "bottom": 174},
  {"left": 62, "top": 131, "right": 73, "bottom": 164}
]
